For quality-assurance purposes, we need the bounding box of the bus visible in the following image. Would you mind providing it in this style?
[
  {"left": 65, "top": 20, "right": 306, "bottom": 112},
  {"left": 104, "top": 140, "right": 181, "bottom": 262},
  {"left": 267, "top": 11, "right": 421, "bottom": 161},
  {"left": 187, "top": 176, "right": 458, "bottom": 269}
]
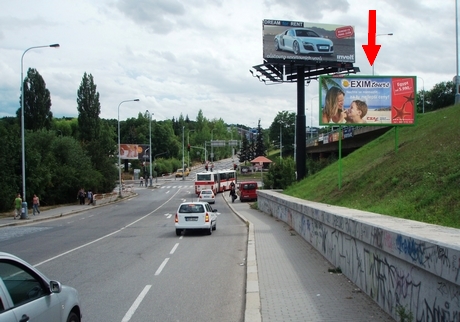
[{"left": 194, "top": 170, "right": 237, "bottom": 195}]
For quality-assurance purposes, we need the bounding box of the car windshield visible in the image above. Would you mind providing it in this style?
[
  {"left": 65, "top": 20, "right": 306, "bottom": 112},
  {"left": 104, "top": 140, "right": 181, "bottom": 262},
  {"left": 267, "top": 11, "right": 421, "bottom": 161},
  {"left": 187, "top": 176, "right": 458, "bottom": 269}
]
[
  {"left": 179, "top": 204, "right": 205, "bottom": 213},
  {"left": 296, "top": 29, "right": 319, "bottom": 37}
]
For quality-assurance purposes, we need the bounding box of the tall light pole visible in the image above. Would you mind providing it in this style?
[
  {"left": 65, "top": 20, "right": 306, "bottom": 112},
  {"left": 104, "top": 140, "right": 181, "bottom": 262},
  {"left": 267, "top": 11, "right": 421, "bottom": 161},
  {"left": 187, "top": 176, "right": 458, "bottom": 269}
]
[
  {"left": 211, "top": 128, "right": 216, "bottom": 164},
  {"left": 182, "top": 126, "right": 185, "bottom": 181},
  {"left": 118, "top": 99, "right": 139, "bottom": 197},
  {"left": 188, "top": 129, "right": 195, "bottom": 167},
  {"left": 418, "top": 77, "right": 425, "bottom": 114},
  {"left": 372, "top": 33, "right": 393, "bottom": 75},
  {"left": 279, "top": 120, "right": 284, "bottom": 159},
  {"left": 310, "top": 96, "right": 319, "bottom": 138},
  {"left": 146, "top": 110, "right": 153, "bottom": 186},
  {"left": 456, "top": 0, "right": 460, "bottom": 104},
  {"left": 21, "top": 43, "right": 60, "bottom": 208}
]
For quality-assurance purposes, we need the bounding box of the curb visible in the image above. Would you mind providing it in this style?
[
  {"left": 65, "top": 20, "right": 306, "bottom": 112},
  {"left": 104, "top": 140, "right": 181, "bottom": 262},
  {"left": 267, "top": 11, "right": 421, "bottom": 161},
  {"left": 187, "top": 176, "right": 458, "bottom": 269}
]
[{"left": 222, "top": 194, "right": 261, "bottom": 322}]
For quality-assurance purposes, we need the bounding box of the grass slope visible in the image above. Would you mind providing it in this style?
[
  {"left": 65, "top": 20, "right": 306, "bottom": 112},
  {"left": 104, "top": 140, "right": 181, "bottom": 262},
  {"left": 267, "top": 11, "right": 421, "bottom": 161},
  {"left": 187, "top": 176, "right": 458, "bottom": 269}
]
[{"left": 284, "top": 105, "right": 460, "bottom": 228}]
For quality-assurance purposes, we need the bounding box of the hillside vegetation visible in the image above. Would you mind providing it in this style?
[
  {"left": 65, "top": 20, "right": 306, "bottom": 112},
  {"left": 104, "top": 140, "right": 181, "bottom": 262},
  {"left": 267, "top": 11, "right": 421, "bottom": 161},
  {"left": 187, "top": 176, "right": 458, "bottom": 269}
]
[{"left": 284, "top": 105, "right": 460, "bottom": 228}]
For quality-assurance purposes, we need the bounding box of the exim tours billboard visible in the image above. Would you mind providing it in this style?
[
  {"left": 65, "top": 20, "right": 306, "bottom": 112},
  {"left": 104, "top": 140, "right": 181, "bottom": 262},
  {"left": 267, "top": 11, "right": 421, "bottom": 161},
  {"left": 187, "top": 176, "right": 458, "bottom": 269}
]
[
  {"left": 319, "top": 76, "right": 417, "bottom": 126},
  {"left": 263, "top": 19, "right": 356, "bottom": 64}
]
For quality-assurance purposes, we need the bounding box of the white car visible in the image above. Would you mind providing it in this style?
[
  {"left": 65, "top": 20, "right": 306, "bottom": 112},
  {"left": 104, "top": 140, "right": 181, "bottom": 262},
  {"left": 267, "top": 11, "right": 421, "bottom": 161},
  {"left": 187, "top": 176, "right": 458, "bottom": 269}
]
[
  {"left": 0, "top": 252, "right": 82, "bottom": 322},
  {"left": 275, "top": 28, "right": 334, "bottom": 55},
  {"left": 198, "top": 189, "right": 215, "bottom": 204},
  {"left": 175, "top": 202, "right": 217, "bottom": 236}
]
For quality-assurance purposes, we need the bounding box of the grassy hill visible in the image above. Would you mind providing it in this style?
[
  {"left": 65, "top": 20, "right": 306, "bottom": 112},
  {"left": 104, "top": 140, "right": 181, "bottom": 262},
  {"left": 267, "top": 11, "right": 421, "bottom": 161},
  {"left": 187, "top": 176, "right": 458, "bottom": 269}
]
[{"left": 284, "top": 105, "right": 460, "bottom": 228}]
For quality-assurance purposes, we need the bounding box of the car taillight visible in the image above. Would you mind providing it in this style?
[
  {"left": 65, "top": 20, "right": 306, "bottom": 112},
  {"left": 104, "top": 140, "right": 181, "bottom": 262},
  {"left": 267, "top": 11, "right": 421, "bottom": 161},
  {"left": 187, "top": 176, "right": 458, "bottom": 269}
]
[
  {"left": 175, "top": 213, "right": 178, "bottom": 223},
  {"left": 205, "top": 213, "right": 209, "bottom": 222},
  {"left": 212, "top": 195, "right": 214, "bottom": 199}
]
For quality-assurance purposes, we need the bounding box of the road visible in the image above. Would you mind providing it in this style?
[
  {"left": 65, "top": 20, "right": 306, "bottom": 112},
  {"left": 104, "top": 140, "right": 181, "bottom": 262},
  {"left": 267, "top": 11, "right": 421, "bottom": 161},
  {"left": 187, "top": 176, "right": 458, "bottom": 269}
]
[{"left": 0, "top": 173, "right": 248, "bottom": 321}]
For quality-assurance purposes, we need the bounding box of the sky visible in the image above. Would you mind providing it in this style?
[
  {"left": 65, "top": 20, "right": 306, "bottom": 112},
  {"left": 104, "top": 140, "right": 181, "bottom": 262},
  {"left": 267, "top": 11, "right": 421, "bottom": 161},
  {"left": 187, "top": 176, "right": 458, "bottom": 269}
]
[{"left": 0, "top": 0, "right": 456, "bottom": 129}]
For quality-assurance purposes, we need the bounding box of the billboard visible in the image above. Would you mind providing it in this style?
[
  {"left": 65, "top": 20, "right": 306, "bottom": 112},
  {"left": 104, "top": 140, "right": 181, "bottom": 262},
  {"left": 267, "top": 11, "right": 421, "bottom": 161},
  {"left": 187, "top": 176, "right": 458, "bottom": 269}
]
[
  {"left": 119, "top": 144, "right": 139, "bottom": 160},
  {"left": 263, "top": 19, "right": 355, "bottom": 64},
  {"left": 319, "top": 76, "right": 417, "bottom": 126}
]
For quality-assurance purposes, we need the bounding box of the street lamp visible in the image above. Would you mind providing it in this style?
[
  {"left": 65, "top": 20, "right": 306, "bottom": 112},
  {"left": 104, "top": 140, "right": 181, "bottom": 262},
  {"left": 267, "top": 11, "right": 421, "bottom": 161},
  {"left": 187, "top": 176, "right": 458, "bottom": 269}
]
[
  {"left": 418, "top": 77, "right": 425, "bottom": 114},
  {"left": 372, "top": 33, "right": 393, "bottom": 75},
  {"left": 182, "top": 126, "right": 185, "bottom": 181},
  {"left": 146, "top": 110, "right": 154, "bottom": 186},
  {"left": 21, "top": 43, "right": 60, "bottom": 209},
  {"left": 118, "top": 99, "right": 140, "bottom": 197},
  {"left": 188, "top": 129, "right": 195, "bottom": 167},
  {"left": 279, "top": 120, "right": 284, "bottom": 159},
  {"left": 211, "top": 128, "right": 216, "bottom": 164},
  {"left": 310, "top": 96, "right": 319, "bottom": 138}
]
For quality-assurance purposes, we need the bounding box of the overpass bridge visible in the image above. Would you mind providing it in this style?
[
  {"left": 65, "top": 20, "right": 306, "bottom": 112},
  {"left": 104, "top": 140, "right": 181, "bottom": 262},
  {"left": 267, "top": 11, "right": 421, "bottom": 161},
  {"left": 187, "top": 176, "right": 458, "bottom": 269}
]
[{"left": 305, "top": 126, "right": 392, "bottom": 158}]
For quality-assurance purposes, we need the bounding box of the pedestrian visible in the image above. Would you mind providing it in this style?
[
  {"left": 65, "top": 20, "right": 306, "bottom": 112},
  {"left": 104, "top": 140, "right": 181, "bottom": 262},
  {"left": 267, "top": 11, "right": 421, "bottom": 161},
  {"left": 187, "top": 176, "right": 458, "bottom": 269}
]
[
  {"left": 140, "top": 176, "right": 144, "bottom": 187},
  {"left": 77, "top": 188, "right": 86, "bottom": 205},
  {"left": 32, "top": 194, "right": 41, "bottom": 215},
  {"left": 87, "top": 190, "right": 93, "bottom": 205},
  {"left": 14, "top": 193, "right": 22, "bottom": 219},
  {"left": 229, "top": 183, "right": 237, "bottom": 203}
]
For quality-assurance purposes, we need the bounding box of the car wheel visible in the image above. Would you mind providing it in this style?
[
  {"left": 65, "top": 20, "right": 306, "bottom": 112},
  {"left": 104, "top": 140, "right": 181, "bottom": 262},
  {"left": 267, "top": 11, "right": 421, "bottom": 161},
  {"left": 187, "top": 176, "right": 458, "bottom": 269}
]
[
  {"left": 207, "top": 225, "right": 212, "bottom": 235},
  {"left": 176, "top": 229, "right": 182, "bottom": 236},
  {"left": 67, "top": 312, "right": 80, "bottom": 322},
  {"left": 293, "top": 41, "right": 300, "bottom": 55},
  {"left": 275, "top": 39, "right": 280, "bottom": 51},
  {"left": 212, "top": 222, "right": 217, "bottom": 231}
]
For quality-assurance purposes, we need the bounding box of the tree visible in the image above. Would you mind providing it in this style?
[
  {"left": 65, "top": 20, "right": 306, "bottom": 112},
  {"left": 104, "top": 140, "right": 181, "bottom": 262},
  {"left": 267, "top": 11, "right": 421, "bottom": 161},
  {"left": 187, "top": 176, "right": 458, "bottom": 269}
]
[
  {"left": 269, "top": 111, "right": 296, "bottom": 156},
  {"left": 77, "top": 73, "right": 101, "bottom": 142},
  {"left": 18, "top": 68, "right": 53, "bottom": 131},
  {"left": 238, "top": 134, "right": 250, "bottom": 163},
  {"left": 264, "top": 157, "right": 296, "bottom": 189},
  {"left": 254, "top": 119, "right": 266, "bottom": 157}
]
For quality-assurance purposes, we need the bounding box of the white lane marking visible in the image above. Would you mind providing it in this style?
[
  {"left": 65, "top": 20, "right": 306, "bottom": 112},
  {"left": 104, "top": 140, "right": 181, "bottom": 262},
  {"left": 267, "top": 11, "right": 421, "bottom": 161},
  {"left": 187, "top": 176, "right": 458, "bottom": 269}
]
[
  {"left": 155, "top": 258, "right": 169, "bottom": 276},
  {"left": 166, "top": 190, "right": 170, "bottom": 194},
  {"left": 33, "top": 188, "right": 183, "bottom": 268},
  {"left": 170, "top": 243, "right": 179, "bottom": 254},
  {"left": 164, "top": 213, "right": 173, "bottom": 219},
  {"left": 121, "top": 285, "right": 152, "bottom": 322}
]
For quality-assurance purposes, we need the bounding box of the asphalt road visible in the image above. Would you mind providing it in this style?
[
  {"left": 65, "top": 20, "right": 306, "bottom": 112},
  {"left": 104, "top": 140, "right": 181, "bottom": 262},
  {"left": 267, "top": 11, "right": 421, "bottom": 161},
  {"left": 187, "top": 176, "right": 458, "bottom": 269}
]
[{"left": 0, "top": 177, "right": 248, "bottom": 322}]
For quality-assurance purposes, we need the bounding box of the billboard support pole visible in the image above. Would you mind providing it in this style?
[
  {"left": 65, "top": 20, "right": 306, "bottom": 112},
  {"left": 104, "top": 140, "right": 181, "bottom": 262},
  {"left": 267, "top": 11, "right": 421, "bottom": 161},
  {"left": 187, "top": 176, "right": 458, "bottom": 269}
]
[
  {"left": 296, "top": 66, "right": 306, "bottom": 181},
  {"left": 338, "top": 126, "right": 343, "bottom": 189}
]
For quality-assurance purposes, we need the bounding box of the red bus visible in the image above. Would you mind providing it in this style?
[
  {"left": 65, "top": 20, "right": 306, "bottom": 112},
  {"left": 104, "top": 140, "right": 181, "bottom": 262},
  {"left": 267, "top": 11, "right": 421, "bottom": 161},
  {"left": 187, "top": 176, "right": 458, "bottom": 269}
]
[{"left": 194, "top": 170, "right": 237, "bottom": 195}]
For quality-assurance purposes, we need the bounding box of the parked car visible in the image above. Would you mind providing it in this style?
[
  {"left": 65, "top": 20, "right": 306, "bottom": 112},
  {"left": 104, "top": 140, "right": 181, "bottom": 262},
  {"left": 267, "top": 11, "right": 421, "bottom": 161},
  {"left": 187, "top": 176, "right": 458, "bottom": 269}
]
[
  {"left": 239, "top": 181, "right": 258, "bottom": 202},
  {"left": 274, "top": 28, "right": 334, "bottom": 55},
  {"left": 0, "top": 252, "right": 82, "bottom": 322},
  {"left": 198, "top": 189, "right": 216, "bottom": 204},
  {"left": 175, "top": 202, "right": 218, "bottom": 236}
]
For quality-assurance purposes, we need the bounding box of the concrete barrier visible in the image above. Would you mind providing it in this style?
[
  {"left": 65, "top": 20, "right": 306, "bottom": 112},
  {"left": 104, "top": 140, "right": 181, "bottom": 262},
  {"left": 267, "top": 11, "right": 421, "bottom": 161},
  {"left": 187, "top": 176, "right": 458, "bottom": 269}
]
[{"left": 257, "top": 190, "right": 460, "bottom": 321}]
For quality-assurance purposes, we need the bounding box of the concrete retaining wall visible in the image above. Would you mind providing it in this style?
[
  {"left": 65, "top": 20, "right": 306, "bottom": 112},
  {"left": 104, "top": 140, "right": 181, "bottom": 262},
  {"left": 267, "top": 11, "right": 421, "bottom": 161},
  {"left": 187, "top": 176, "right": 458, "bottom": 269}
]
[{"left": 257, "top": 190, "right": 460, "bottom": 321}]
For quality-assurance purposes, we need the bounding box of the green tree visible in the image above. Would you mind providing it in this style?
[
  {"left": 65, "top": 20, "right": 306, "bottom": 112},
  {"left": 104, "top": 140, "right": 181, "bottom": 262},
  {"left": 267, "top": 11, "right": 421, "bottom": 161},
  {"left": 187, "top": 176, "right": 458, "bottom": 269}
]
[
  {"left": 77, "top": 73, "right": 101, "bottom": 142},
  {"left": 18, "top": 68, "right": 53, "bottom": 131},
  {"left": 0, "top": 118, "right": 22, "bottom": 211},
  {"left": 425, "top": 81, "right": 456, "bottom": 112},
  {"left": 264, "top": 157, "right": 296, "bottom": 189},
  {"left": 76, "top": 73, "right": 116, "bottom": 192},
  {"left": 269, "top": 111, "right": 296, "bottom": 156},
  {"left": 254, "top": 119, "right": 266, "bottom": 157}
]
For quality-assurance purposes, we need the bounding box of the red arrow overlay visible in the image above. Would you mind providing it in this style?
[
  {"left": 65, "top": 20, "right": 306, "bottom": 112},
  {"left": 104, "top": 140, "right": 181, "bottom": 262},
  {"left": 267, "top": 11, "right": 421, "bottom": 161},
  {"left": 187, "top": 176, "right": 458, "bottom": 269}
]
[{"left": 362, "top": 10, "right": 381, "bottom": 66}]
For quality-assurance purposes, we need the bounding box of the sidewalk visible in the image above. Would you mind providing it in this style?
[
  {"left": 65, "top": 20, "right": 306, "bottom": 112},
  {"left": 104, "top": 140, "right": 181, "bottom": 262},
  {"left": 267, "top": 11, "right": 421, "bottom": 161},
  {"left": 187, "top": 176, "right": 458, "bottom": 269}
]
[
  {"left": 224, "top": 194, "right": 395, "bottom": 322},
  {"left": 0, "top": 190, "right": 395, "bottom": 321}
]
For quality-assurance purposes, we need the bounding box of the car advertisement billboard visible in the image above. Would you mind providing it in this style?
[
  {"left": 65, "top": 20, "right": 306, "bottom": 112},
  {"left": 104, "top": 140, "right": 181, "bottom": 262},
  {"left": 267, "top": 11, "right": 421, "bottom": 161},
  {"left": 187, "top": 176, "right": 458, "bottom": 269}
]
[
  {"left": 319, "top": 76, "right": 417, "bottom": 126},
  {"left": 263, "top": 19, "right": 355, "bottom": 64}
]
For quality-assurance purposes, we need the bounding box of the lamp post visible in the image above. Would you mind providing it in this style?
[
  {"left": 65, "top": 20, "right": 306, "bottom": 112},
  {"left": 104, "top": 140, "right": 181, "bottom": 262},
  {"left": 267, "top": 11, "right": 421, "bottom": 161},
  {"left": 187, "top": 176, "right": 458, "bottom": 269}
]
[
  {"left": 279, "top": 120, "right": 284, "bottom": 159},
  {"left": 188, "top": 129, "right": 195, "bottom": 167},
  {"left": 310, "top": 96, "right": 319, "bottom": 138},
  {"left": 182, "top": 126, "right": 185, "bottom": 181},
  {"left": 211, "top": 128, "right": 216, "bottom": 164},
  {"left": 118, "top": 99, "right": 140, "bottom": 197},
  {"left": 372, "top": 33, "right": 393, "bottom": 75},
  {"left": 21, "top": 43, "right": 59, "bottom": 209},
  {"left": 456, "top": 0, "right": 460, "bottom": 104},
  {"left": 146, "top": 110, "right": 154, "bottom": 186},
  {"left": 418, "top": 77, "right": 425, "bottom": 114}
]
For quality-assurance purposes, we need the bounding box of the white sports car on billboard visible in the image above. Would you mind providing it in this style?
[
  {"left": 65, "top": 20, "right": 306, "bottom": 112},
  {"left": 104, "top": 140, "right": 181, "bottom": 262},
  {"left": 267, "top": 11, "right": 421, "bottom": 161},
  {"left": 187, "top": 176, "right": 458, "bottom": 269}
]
[{"left": 274, "top": 28, "right": 334, "bottom": 55}]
